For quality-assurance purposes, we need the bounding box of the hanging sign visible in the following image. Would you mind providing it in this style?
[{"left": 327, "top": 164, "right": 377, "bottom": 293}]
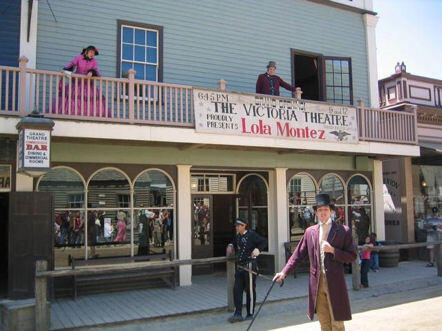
[{"left": 194, "top": 88, "right": 359, "bottom": 143}]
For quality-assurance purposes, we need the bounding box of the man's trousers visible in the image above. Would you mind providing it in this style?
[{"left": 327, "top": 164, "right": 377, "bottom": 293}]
[{"left": 233, "top": 264, "right": 257, "bottom": 316}]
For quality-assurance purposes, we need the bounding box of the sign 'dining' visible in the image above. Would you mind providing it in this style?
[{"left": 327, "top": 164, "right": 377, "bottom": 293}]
[{"left": 194, "top": 88, "right": 359, "bottom": 143}]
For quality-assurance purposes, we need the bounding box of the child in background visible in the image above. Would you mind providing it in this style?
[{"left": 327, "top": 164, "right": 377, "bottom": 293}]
[
  {"left": 360, "top": 235, "right": 374, "bottom": 288},
  {"left": 370, "top": 232, "right": 381, "bottom": 272}
]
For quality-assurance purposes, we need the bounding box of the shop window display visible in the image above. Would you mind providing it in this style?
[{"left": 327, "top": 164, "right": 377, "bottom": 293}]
[{"left": 288, "top": 173, "right": 317, "bottom": 241}]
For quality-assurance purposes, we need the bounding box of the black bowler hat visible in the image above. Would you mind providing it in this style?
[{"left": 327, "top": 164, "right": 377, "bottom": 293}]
[
  {"left": 234, "top": 218, "right": 248, "bottom": 226},
  {"left": 313, "top": 193, "right": 334, "bottom": 210}
]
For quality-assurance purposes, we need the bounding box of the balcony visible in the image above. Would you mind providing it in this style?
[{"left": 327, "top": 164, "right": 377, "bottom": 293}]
[{"left": 0, "top": 58, "right": 418, "bottom": 149}]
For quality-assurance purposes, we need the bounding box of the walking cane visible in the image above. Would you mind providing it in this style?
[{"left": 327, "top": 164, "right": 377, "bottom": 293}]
[{"left": 245, "top": 273, "right": 284, "bottom": 331}]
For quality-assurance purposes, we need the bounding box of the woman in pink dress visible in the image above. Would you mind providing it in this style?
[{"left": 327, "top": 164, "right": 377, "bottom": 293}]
[
  {"left": 115, "top": 219, "right": 127, "bottom": 243},
  {"left": 50, "top": 46, "right": 109, "bottom": 117}
]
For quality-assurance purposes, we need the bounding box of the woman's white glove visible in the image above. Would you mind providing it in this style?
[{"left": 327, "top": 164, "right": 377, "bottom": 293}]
[{"left": 251, "top": 248, "right": 260, "bottom": 257}]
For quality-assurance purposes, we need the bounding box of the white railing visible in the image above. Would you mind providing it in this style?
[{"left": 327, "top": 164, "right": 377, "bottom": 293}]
[{"left": 0, "top": 57, "right": 417, "bottom": 144}]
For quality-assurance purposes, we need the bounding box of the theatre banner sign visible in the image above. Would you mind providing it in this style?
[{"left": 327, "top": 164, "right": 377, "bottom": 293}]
[{"left": 194, "top": 88, "right": 359, "bottom": 143}]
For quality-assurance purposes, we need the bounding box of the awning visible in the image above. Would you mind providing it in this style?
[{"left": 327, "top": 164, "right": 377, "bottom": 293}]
[{"left": 419, "top": 141, "right": 442, "bottom": 153}]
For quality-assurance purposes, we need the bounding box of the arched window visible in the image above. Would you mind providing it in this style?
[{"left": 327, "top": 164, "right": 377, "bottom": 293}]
[
  {"left": 133, "top": 170, "right": 175, "bottom": 256},
  {"left": 320, "top": 174, "right": 346, "bottom": 225},
  {"left": 38, "top": 167, "right": 86, "bottom": 267},
  {"left": 288, "top": 173, "right": 317, "bottom": 241},
  {"left": 348, "top": 175, "right": 372, "bottom": 244},
  {"left": 87, "top": 168, "right": 131, "bottom": 258},
  {"left": 238, "top": 175, "right": 268, "bottom": 239}
]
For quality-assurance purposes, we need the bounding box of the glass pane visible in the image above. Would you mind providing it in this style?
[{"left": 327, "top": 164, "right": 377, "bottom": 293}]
[
  {"left": 333, "top": 205, "right": 346, "bottom": 225},
  {"left": 320, "top": 174, "right": 344, "bottom": 204},
  {"left": 87, "top": 210, "right": 132, "bottom": 258},
  {"left": 343, "top": 87, "right": 350, "bottom": 99},
  {"left": 342, "top": 74, "right": 350, "bottom": 86},
  {"left": 122, "top": 27, "right": 133, "bottom": 43},
  {"left": 326, "top": 87, "right": 334, "bottom": 100},
  {"left": 343, "top": 99, "right": 351, "bottom": 105},
  {"left": 251, "top": 208, "right": 268, "bottom": 238},
  {"left": 333, "top": 60, "right": 341, "bottom": 73},
  {"left": 54, "top": 210, "right": 85, "bottom": 267},
  {"left": 38, "top": 168, "right": 85, "bottom": 209},
  {"left": 147, "top": 48, "right": 157, "bottom": 63},
  {"left": 193, "top": 197, "right": 211, "bottom": 247},
  {"left": 147, "top": 31, "right": 157, "bottom": 47},
  {"left": 134, "top": 63, "right": 145, "bottom": 80},
  {"left": 348, "top": 175, "right": 371, "bottom": 204},
  {"left": 239, "top": 175, "right": 267, "bottom": 207},
  {"left": 333, "top": 74, "right": 342, "bottom": 86},
  {"left": 289, "top": 206, "right": 314, "bottom": 241},
  {"left": 88, "top": 169, "right": 130, "bottom": 208},
  {"left": 146, "top": 65, "right": 157, "bottom": 81},
  {"left": 134, "top": 208, "right": 174, "bottom": 255},
  {"left": 325, "top": 60, "right": 333, "bottom": 73},
  {"left": 122, "top": 44, "right": 133, "bottom": 61},
  {"left": 121, "top": 61, "right": 132, "bottom": 78},
  {"left": 335, "top": 87, "right": 343, "bottom": 99},
  {"left": 135, "top": 46, "right": 145, "bottom": 62},
  {"left": 135, "top": 29, "right": 146, "bottom": 45},
  {"left": 349, "top": 205, "right": 371, "bottom": 244},
  {"left": 341, "top": 60, "right": 349, "bottom": 73},
  {"left": 326, "top": 73, "right": 334, "bottom": 86},
  {"left": 289, "top": 174, "right": 316, "bottom": 206},
  {"left": 134, "top": 170, "right": 174, "bottom": 208}
]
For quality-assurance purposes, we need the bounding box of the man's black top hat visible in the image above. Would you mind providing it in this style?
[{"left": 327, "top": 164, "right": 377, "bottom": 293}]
[{"left": 313, "top": 193, "right": 334, "bottom": 210}]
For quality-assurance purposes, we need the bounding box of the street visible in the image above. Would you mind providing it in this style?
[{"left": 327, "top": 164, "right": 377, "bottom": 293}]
[{"left": 95, "top": 283, "right": 442, "bottom": 331}]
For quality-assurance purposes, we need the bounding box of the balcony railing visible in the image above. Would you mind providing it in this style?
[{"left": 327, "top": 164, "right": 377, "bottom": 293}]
[{"left": 0, "top": 57, "right": 418, "bottom": 145}]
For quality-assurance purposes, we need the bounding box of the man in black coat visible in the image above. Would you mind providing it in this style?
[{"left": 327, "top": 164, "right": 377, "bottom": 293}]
[{"left": 227, "top": 218, "right": 267, "bottom": 323}]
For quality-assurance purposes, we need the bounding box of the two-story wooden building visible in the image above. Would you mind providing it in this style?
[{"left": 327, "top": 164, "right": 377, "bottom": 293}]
[
  {"left": 0, "top": 0, "right": 420, "bottom": 297},
  {"left": 379, "top": 62, "right": 442, "bottom": 244}
]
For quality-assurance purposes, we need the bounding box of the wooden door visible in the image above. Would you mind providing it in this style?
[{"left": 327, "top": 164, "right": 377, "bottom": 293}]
[{"left": 9, "top": 192, "right": 54, "bottom": 299}]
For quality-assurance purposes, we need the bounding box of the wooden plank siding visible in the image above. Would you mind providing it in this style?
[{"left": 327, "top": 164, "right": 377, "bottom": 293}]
[{"left": 35, "top": 0, "right": 370, "bottom": 105}]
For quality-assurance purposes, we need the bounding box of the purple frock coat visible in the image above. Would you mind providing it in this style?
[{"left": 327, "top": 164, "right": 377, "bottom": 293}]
[{"left": 282, "top": 221, "right": 357, "bottom": 321}]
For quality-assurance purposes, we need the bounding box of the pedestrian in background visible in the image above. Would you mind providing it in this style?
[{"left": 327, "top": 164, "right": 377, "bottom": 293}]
[
  {"left": 360, "top": 235, "right": 373, "bottom": 288},
  {"left": 369, "top": 232, "right": 380, "bottom": 272}
]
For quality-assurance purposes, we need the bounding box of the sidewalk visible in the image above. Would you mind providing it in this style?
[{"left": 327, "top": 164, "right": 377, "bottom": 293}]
[{"left": 50, "top": 261, "right": 442, "bottom": 330}]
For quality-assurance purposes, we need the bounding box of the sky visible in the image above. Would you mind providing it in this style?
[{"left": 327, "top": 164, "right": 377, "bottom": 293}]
[{"left": 373, "top": 0, "right": 442, "bottom": 80}]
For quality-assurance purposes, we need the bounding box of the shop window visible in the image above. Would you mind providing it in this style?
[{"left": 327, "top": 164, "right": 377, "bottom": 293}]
[
  {"left": 0, "top": 165, "right": 11, "bottom": 192},
  {"left": 134, "top": 170, "right": 175, "bottom": 255},
  {"left": 38, "top": 167, "right": 86, "bottom": 267},
  {"left": 348, "top": 175, "right": 372, "bottom": 244},
  {"left": 320, "top": 173, "right": 346, "bottom": 225},
  {"left": 288, "top": 173, "right": 317, "bottom": 241},
  {"left": 413, "top": 165, "right": 442, "bottom": 239},
  {"left": 88, "top": 169, "right": 131, "bottom": 258},
  {"left": 238, "top": 175, "right": 268, "bottom": 241}
]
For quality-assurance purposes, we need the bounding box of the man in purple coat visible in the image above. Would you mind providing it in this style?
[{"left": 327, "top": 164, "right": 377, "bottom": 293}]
[
  {"left": 274, "top": 194, "right": 357, "bottom": 330},
  {"left": 255, "top": 61, "right": 296, "bottom": 96}
]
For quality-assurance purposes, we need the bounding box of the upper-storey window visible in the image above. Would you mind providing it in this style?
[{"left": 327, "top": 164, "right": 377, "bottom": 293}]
[
  {"left": 118, "top": 21, "right": 163, "bottom": 82},
  {"left": 292, "top": 51, "right": 353, "bottom": 106},
  {"left": 324, "top": 58, "right": 352, "bottom": 105}
]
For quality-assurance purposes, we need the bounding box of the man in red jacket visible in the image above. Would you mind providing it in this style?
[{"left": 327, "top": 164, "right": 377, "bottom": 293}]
[
  {"left": 255, "top": 61, "right": 295, "bottom": 96},
  {"left": 273, "top": 193, "right": 357, "bottom": 331}
]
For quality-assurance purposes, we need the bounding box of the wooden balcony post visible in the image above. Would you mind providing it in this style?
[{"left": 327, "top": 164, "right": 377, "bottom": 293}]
[
  {"left": 295, "top": 87, "right": 303, "bottom": 101},
  {"left": 18, "top": 56, "right": 29, "bottom": 115},
  {"left": 351, "top": 228, "right": 360, "bottom": 290},
  {"left": 412, "top": 105, "right": 418, "bottom": 144},
  {"left": 218, "top": 79, "right": 227, "bottom": 91},
  {"left": 128, "top": 69, "right": 135, "bottom": 123},
  {"left": 358, "top": 98, "right": 366, "bottom": 140},
  {"left": 226, "top": 244, "right": 235, "bottom": 312},
  {"left": 35, "top": 260, "right": 49, "bottom": 331}
]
